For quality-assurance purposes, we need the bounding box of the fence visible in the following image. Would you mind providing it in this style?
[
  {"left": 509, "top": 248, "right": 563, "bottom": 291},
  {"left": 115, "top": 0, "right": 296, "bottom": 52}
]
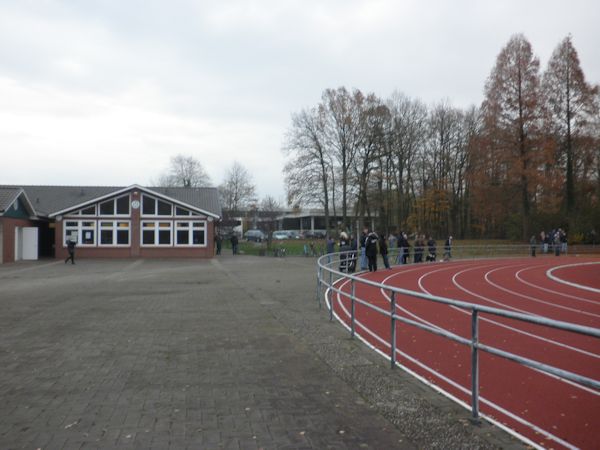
[{"left": 316, "top": 250, "right": 600, "bottom": 421}]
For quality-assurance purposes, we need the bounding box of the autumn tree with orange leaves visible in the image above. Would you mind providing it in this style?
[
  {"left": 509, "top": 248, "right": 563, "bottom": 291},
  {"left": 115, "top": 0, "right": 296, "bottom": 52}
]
[
  {"left": 283, "top": 34, "right": 599, "bottom": 242},
  {"left": 542, "top": 35, "right": 600, "bottom": 216}
]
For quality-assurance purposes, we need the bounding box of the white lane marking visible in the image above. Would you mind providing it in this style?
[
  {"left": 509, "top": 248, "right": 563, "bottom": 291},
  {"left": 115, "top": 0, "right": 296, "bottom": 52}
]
[
  {"left": 380, "top": 263, "right": 600, "bottom": 360},
  {"left": 547, "top": 262, "right": 600, "bottom": 294},
  {"left": 329, "top": 282, "right": 574, "bottom": 450},
  {"left": 450, "top": 265, "right": 600, "bottom": 360},
  {"left": 484, "top": 266, "right": 600, "bottom": 319},
  {"left": 516, "top": 266, "right": 599, "bottom": 305}
]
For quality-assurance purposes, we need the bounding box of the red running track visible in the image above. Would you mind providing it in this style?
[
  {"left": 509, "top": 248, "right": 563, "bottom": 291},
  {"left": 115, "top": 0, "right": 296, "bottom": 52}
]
[{"left": 328, "top": 257, "right": 600, "bottom": 450}]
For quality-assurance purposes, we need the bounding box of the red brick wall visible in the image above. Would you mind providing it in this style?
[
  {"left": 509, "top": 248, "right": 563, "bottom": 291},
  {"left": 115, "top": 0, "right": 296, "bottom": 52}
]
[{"left": 0, "top": 217, "right": 37, "bottom": 263}]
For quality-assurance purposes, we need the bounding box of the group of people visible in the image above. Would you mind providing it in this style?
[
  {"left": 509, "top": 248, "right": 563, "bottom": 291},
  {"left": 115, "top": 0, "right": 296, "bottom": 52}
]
[
  {"left": 530, "top": 228, "right": 567, "bottom": 257},
  {"left": 336, "top": 228, "right": 453, "bottom": 273}
]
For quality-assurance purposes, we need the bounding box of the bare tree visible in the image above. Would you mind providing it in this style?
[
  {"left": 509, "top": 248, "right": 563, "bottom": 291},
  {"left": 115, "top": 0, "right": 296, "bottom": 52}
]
[
  {"left": 259, "top": 195, "right": 283, "bottom": 239},
  {"left": 352, "top": 93, "right": 389, "bottom": 222},
  {"left": 218, "top": 162, "right": 257, "bottom": 213},
  {"left": 283, "top": 107, "right": 333, "bottom": 233},
  {"left": 386, "top": 93, "right": 428, "bottom": 231},
  {"left": 322, "top": 87, "right": 363, "bottom": 228},
  {"left": 154, "top": 154, "right": 212, "bottom": 187}
]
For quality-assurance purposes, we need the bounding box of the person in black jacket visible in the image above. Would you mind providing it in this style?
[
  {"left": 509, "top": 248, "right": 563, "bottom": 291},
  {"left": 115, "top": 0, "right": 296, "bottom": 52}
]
[
  {"left": 230, "top": 234, "right": 239, "bottom": 255},
  {"left": 426, "top": 236, "right": 436, "bottom": 262},
  {"left": 214, "top": 233, "right": 222, "bottom": 255},
  {"left": 396, "top": 232, "right": 410, "bottom": 264},
  {"left": 365, "top": 231, "right": 379, "bottom": 272},
  {"left": 380, "top": 235, "right": 391, "bottom": 269},
  {"left": 65, "top": 238, "right": 76, "bottom": 264},
  {"left": 359, "top": 228, "right": 369, "bottom": 270},
  {"left": 443, "top": 236, "right": 453, "bottom": 261}
]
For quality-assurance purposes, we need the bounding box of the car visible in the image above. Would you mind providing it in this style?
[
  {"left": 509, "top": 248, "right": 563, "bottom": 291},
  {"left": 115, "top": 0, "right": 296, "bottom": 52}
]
[
  {"left": 302, "top": 230, "right": 327, "bottom": 239},
  {"left": 287, "top": 231, "right": 301, "bottom": 239},
  {"left": 273, "top": 231, "right": 290, "bottom": 240},
  {"left": 244, "top": 229, "right": 266, "bottom": 242}
]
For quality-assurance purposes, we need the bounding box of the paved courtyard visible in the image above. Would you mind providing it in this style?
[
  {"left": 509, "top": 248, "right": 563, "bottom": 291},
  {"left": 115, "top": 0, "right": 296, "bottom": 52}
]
[{"left": 0, "top": 256, "right": 523, "bottom": 449}]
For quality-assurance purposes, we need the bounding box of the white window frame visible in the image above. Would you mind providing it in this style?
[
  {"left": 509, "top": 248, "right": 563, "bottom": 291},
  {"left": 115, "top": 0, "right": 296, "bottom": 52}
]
[
  {"left": 141, "top": 220, "right": 173, "bottom": 246},
  {"left": 73, "top": 205, "right": 96, "bottom": 216},
  {"left": 174, "top": 220, "right": 207, "bottom": 247},
  {"left": 141, "top": 194, "right": 173, "bottom": 217},
  {"left": 98, "top": 220, "right": 131, "bottom": 247},
  {"left": 63, "top": 220, "right": 97, "bottom": 247},
  {"left": 98, "top": 194, "right": 131, "bottom": 217},
  {"left": 174, "top": 206, "right": 192, "bottom": 216}
]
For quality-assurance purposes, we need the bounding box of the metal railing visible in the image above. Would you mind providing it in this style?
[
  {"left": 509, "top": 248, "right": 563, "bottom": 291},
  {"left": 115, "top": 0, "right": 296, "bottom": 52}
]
[{"left": 316, "top": 250, "right": 600, "bottom": 421}]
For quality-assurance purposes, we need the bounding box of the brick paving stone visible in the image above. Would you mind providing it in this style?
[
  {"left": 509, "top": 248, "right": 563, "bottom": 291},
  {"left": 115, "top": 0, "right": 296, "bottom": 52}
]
[{"left": 0, "top": 257, "right": 524, "bottom": 449}]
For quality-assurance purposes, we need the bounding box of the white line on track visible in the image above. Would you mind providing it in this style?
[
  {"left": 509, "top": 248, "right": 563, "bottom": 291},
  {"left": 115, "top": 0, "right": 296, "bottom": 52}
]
[
  {"left": 415, "top": 264, "right": 600, "bottom": 394},
  {"left": 379, "top": 262, "right": 600, "bottom": 359},
  {"left": 484, "top": 265, "right": 600, "bottom": 319},
  {"left": 516, "top": 266, "right": 599, "bottom": 305},
  {"left": 449, "top": 265, "right": 600, "bottom": 360},
  {"left": 547, "top": 262, "right": 600, "bottom": 294},
  {"left": 329, "top": 280, "right": 573, "bottom": 450}
]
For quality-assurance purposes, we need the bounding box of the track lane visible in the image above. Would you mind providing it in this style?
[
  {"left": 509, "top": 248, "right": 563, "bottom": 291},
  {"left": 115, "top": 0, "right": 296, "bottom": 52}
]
[{"left": 329, "top": 256, "right": 600, "bottom": 450}]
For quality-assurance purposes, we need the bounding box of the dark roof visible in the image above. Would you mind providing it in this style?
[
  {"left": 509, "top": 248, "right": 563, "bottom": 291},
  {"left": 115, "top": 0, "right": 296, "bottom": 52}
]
[
  {"left": 0, "top": 187, "right": 21, "bottom": 213},
  {"left": 149, "top": 186, "right": 222, "bottom": 218},
  {"left": 0, "top": 185, "right": 221, "bottom": 218}
]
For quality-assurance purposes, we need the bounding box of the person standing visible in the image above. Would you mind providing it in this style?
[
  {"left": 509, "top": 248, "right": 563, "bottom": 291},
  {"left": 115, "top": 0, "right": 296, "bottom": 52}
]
[
  {"left": 230, "top": 234, "right": 239, "bottom": 255},
  {"left": 554, "top": 231, "right": 561, "bottom": 256},
  {"left": 65, "top": 238, "right": 76, "bottom": 264},
  {"left": 365, "top": 231, "right": 379, "bottom": 272},
  {"left": 560, "top": 229, "right": 568, "bottom": 254},
  {"left": 380, "top": 234, "right": 391, "bottom": 269},
  {"left": 397, "top": 232, "right": 409, "bottom": 264},
  {"left": 541, "top": 231, "right": 548, "bottom": 254},
  {"left": 326, "top": 235, "right": 335, "bottom": 254},
  {"left": 402, "top": 232, "right": 410, "bottom": 264},
  {"left": 427, "top": 236, "right": 437, "bottom": 262},
  {"left": 359, "top": 227, "right": 369, "bottom": 270},
  {"left": 214, "top": 233, "right": 222, "bottom": 255},
  {"left": 443, "top": 236, "right": 453, "bottom": 261},
  {"left": 339, "top": 232, "right": 350, "bottom": 272},
  {"left": 529, "top": 235, "right": 536, "bottom": 257}
]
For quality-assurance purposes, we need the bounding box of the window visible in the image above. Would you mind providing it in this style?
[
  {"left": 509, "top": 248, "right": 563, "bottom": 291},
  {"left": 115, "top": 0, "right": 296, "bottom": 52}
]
[
  {"left": 64, "top": 221, "right": 79, "bottom": 244},
  {"left": 175, "top": 206, "right": 191, "bottom": 216},
  {"left": 99, "top": 195, "right": 130, "bottom": 216},
  {"left": 99, "top": 221, "right": 130, "bottom": 246},
  {"left": 175, "top": 221, "right": 206, "bottom": 246},
  {"left": 116, "top": 196, "right": 129, "bottom": 215},
  {"left": 81, "top": 206, "right": 95, "bottom": 215},
  {"left": 157, "top": 200, "right": 172, "bottom": 216},
  {"left": 142, "top": 195, "right": 172, "bottom": 216},
  {"left": 99, "top": 200, "right": 114, "bottom": 215},
  {"left": 141, "top": 221, "right": 172, "bottom": 246},
  {"left": 142, "top": 196, "right": 156, "bottom": 215},
  {"left": 142, "top": 222, "right": 155, "bottom": 245},
  {"left": 63, "top": 220, "right": 96, "bottom": 246}
]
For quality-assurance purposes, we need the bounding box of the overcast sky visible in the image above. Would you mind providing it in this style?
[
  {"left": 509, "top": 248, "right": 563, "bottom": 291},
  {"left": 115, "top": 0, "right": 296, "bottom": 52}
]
[{"left": 2, "top": 0, "right": 599, "bottom": 203}]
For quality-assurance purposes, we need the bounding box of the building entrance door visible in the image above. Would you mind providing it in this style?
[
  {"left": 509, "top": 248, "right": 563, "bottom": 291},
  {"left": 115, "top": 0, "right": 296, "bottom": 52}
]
[
  {"left": 22, "top": 227, "right": 39, "bottom": 260},
  {"left": 13, "top": 227, "right": 38, "bottom": 261}
]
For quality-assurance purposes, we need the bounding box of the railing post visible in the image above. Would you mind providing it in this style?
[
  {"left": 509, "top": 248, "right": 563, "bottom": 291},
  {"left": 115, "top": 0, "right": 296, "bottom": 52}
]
[
  {"left": 471, "top": 309, "right": 480, "bottom": 422},
  {"left": 316, "top": 265, "right": 322, "bottom": 308},
  {"left": 350, "top": 279, "right": 356, "bottom": 339},
  {"left": 329, "top": 260, "right": 333, "bottom": 293},
  {"left": 390, "top": 291, "right": 396, "bottom": 369}
]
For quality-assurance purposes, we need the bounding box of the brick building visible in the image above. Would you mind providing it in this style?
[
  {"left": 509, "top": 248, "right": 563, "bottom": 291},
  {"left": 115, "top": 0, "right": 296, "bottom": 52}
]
[{"left": 0, "top": 184, "right": 221, "bottom": 264}]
